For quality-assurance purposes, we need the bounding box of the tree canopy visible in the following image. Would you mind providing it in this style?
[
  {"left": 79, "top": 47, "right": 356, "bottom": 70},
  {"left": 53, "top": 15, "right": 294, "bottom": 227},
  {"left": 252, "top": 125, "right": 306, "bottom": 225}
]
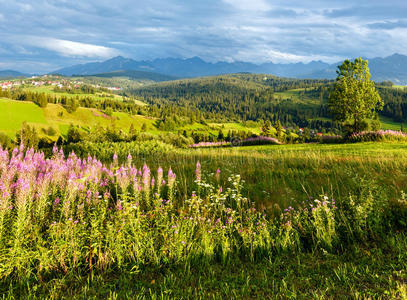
[{"left": 329, "top": 58, "right": 383, "bottom": 133}]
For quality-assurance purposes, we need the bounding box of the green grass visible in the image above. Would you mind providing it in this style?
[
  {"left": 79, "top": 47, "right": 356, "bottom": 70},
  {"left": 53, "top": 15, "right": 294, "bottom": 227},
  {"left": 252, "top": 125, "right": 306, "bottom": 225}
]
[
  {"left": 2, "top": 142, "right": 407, "bottom": 298},
  {"left": 0, "top": 98, "right": 47, "bottom": 137},
  {"left": 380, "top": 116, "right": 407, "bottom": 131},
  {"left": 22, "top": 85, "right": 147, "bottom": 106},
  {"left": 123, "top": 141, "right": 407, "bottom": 213},
  {"left": 274, "top": 87, "right": 320, "bottom": 104},
  {"left": 208, "top": 122, "right": 263, "bottom": 134},
  {"left": 0, "top": 97, "right": 265, "bottom": 139},
  {"left": 4, "top": 234, "right": 407, "bottom": 298},
  {"left": 0, "top": 98, "right": 157, "bottom": 138}
]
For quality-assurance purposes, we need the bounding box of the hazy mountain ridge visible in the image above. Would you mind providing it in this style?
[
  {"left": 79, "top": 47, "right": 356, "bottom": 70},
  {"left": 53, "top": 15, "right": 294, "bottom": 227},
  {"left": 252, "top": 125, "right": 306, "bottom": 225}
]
[
  {"left": 0, "top": 70, "right": 29, "bottom": 78},
  {"left": 43, "top": 53, "right": 407, "bottom": 85},
  {"left": 79, "top": 70, "right": 177, "bottom": 82},
  {"left": 52, "top": 56, "right": 331, "bottom": 79}
]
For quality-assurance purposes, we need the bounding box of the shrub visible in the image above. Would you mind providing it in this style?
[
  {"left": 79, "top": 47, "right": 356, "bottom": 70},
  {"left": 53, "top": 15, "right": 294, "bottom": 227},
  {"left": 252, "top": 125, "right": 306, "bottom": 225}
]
[
  {"left": 241, "top": 136, "right": 281, "bottom": 146},
  {"left": 65, "top": 140, "right": 175, "bottom": 162},
  {"left": 321, "top": 135, "right": 343, "bottom": 144},
  {"left": 46, "top": 126, "right": 57, "bottom": 136},
  {"left": 348, "top": 130, "right": 407, "bottom": 143},
  {"left": 0, "top": 133, "right": 13, "bottom": 149},
  {"left": 189, "top": 141, "right": 230, "bottom": 148}
]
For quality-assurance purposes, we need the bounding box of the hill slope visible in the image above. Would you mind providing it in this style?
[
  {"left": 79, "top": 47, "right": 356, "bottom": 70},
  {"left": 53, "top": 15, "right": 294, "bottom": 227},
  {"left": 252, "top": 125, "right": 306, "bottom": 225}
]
[{"left": 0, "top": 70, "right": 29, "bottom": 78}]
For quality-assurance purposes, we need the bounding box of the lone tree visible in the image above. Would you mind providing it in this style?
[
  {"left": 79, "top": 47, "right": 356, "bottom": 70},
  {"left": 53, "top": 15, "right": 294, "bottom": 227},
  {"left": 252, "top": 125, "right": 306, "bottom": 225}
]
[{"left": 329, "top": 58, "right": 383, "bottom": 133}]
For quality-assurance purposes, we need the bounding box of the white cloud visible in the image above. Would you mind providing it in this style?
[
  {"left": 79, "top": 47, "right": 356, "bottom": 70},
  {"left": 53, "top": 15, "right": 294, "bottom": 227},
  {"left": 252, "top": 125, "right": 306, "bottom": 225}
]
[
  {"left": 222, "top": 0, "right": 271, "bottom": 11},
  {"left": 33, "top": 38, "right": 120, "bottom": 58},
  {"left": 235, "top": 47, "right": 343, "bottom": 63}
]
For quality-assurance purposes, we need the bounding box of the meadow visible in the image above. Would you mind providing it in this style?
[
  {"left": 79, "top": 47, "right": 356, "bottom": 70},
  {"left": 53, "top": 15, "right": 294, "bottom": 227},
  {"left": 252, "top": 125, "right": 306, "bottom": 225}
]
[
  {"left": 0, "top": 97, "right": 264, "bottom": 140},
  {"left": 1, "top": 142, "right": 407, "bottom": 298},
  {"left": 1, "top": 79, "right": 407, "bottom": 298}
]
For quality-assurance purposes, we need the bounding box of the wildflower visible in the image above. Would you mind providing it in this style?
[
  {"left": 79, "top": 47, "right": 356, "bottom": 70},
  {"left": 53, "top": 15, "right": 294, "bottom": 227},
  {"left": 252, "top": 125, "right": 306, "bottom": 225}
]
[
  {"left": 181, "top": 241, "right": 186, "bottom": 245},
  {"left": 54, "top": 197, "right": 60, "bottom": 205},
  {"left": 215, "top": 168, "right": 221, "bottom": 182},
  {"left": 195, "top": 161, "right": 201, "bottom": 181},
  {"left": 117, "top": 200, "right": 123, "bottom": 210},
  {"left": 168, "top": 168, "right": 176, "bottom": 187}
]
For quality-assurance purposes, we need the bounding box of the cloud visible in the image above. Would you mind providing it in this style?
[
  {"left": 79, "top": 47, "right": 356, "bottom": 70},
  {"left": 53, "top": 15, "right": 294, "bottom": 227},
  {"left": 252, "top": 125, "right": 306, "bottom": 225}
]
[
  {"left": 367, "top": 20, "right": 407, "bottom": 30},
  {"left": 325, "top": 6, "right": 407, "bottom": 19},
  {"left": 0, "top": 0, "right": 407, "bottom": 73},
  {"left": 31, "top": 38, "right": 121, "bottom": 58},
  {"left": 222, "top": 0, "right": 271, "bottom": 11}
]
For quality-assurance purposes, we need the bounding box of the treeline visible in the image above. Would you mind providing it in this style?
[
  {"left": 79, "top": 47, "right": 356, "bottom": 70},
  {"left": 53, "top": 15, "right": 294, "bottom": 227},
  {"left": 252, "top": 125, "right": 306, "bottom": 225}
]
[
  {"left": 0, "top": 89, "right": 153, "bottom": 116},
  {"left": 130, "top": 75, "right": 407, "bottom": 128},
  {"left": 129, "top": 75, "right": 339, "bottom": 129},
  {"left": 377, "top": 86, "right": 407, "bottom": 122},
  {"left": 53, "top": 84, "right": 103, "bottom": 94}
]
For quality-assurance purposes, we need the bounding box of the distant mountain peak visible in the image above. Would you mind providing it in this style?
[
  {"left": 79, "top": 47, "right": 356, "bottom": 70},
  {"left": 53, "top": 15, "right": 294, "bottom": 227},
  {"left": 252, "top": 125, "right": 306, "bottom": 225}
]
[{"left": 50, "top": 53, "right": 407, "bottom": 84}]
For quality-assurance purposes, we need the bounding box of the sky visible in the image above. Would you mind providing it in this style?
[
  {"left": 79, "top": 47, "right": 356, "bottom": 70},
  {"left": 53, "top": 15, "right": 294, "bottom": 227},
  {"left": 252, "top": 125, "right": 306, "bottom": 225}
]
[{"left": 0, "top": 0, "right": 407, "bottom": 73}]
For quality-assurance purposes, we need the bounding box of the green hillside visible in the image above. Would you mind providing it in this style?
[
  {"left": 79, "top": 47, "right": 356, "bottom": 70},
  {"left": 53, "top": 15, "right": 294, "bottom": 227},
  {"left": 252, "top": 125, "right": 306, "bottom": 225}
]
[
  {"left": 129, "top": 74, "right": 407, "bottom": 131},
  {"left": 0, "top": 98, "right": 47, "bottom": 137},
  {"left": 0, "top": 97, "right": 156, "bottom": 139}
]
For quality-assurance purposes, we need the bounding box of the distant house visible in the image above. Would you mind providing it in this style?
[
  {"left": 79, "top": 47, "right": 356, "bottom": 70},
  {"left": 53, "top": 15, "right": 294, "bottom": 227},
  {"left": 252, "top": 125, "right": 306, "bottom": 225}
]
[{"left": 107, "top": 87, "right": 122, "bottom": 91}]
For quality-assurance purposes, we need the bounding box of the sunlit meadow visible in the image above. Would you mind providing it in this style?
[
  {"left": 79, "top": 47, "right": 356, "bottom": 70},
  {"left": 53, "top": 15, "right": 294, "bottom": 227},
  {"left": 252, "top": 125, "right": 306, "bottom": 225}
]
[{"left": 1, "top": 144, "right": 407, "bottom": 298}]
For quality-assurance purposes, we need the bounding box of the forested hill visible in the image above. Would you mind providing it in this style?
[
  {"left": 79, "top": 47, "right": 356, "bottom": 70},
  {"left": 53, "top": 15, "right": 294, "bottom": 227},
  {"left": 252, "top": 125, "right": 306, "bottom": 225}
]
[
  {"left": 130, "top": 74, "right": 334, "bottom": 127},
  {"left": 129, "top": 74, "right": 407, "bottom": 129}
]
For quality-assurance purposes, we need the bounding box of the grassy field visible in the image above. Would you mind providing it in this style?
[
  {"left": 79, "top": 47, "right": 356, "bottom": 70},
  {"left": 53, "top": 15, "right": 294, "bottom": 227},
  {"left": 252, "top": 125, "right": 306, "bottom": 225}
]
[
  {"left": 380, "top": 116, "right": 407, "bottom": 131},
  {"left": 273, "top": 87, "right": 321, "bottom": 105},
  {"left": 124, "top": 142, "right": 407, "bottom": 214},
  {"left": 0, "top": 98, "right": 267, "bottom": 139},
  {"left": 1, "top": 142, "right": 407, "bottom": 298},
  {"left": 0, "top": 98, "right": 156, "bottom": 138},
  {"left": 23, "top": 85, "right": 147, "bottom": 106},
  {"left": 0, "top": 98, "right": 47, "bottom": 137}
]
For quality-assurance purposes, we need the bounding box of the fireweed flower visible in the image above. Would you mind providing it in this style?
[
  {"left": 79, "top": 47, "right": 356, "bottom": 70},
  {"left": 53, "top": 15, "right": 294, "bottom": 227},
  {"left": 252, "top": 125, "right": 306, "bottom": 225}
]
[
  {"left": 157, "top": 167, "right": 163, "bottom": 193},
  {"left": 168, "top": 168, "right": 176, "bottom": 188},
  {"left": 195, "top": 161, "right": 201, "bottom": 181},
  {"left": 215, "top": 168, "right": 221, "bottom": 182}
]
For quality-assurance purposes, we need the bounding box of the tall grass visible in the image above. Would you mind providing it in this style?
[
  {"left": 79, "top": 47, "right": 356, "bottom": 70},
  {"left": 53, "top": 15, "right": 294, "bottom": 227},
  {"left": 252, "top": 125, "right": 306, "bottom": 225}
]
[{"left": 0, "top": 144, "right": 406, "bottom": 292}]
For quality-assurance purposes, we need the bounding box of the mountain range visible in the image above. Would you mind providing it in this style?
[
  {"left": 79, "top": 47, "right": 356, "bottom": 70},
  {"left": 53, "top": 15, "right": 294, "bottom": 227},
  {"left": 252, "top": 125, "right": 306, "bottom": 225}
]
[
  {"left": 2, "top": 54, "right": 407, "bottom": 84},
  {"left": 0, "top": 70, "right": 29, "bottom": 78},
  {"left": 51, "top": 54, "right": 407, "bottom": 84},
  {"left": 52, "top": 56, "right": 331, "bottom": 79}
]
